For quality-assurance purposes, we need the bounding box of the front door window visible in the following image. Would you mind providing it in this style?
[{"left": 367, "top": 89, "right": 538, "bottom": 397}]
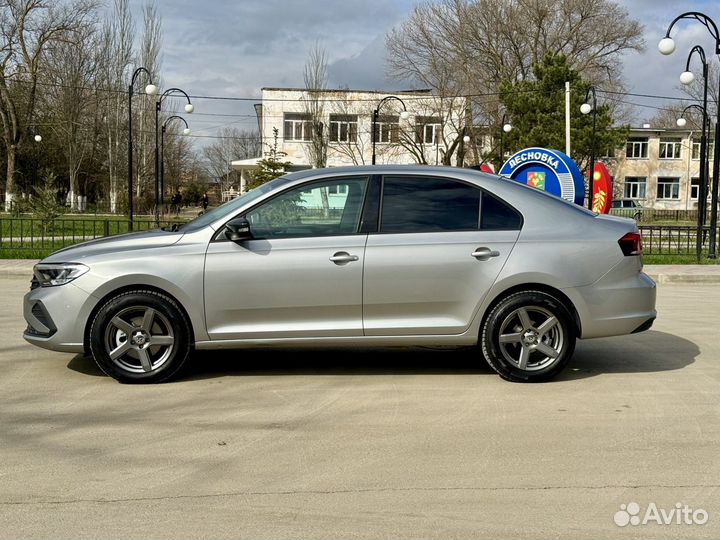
[{"left": 246, "top": 177, "right": 368, "bottom": 238}]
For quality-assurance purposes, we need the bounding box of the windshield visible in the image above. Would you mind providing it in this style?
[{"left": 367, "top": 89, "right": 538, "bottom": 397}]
[{"left": 178, "top": 175, "right": 297, "bottom": 232}]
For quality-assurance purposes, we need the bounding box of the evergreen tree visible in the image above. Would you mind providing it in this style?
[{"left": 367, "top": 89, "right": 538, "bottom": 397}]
[
  {"left": 247, "top": 128, "right": 293, "bottom": 190},
  {"left": 499, "top": 54, "right": 628, "bottom": 176}
]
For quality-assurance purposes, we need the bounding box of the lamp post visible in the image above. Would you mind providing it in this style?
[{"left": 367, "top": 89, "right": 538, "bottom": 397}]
[
  {"left": 160, "top": 116, "right": 191, "bottom": 211},
  {"left": 580, "top": 87, "right": 597, "bottom": 210},
  {"left": 499, "top": 113, "right": 512, "bottom": 170},
  {"left": 128, "top": 67, "right": 157, "bottom": 231},
  {"left": 372, "top": 95, "right": 409, "bottom": 165},
  {"left": 677, "top": 46, "right": 711, "bottom": 230},
  {"left": 155, "top": 88, "right": 193, "bottom": 223},
  {"left": 677, "top": 104, "right": 711, "bottom": 262},
  {"left": 659, "top": 11, "right": 720, "bottom": 258}
]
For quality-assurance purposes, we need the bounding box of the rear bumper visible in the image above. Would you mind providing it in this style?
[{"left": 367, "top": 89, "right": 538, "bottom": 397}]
[{"left": 566, "top": 265, "right": 657, "bottom": 339}]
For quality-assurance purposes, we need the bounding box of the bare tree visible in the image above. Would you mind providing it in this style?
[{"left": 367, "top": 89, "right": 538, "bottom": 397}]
[
  {"left": 302, "top": 42, "right": 329, "bottom": 215},
  {"left": 386, "top": 0, "right": 645, "bottom": 144},
  {"left": 45, "top": 21, "right": 100, "bottom": 211},
  {"left": 302, "top": 42, "right": 328, "bottom": 169},
  {"left": 202, "top": 127, "right": 260, "bottom": 195},
  {"left": 97, "top": 0, "right": 134, "bottom": 213},
  {"left": 0, "top": 0, "right": 96, "bottom": 210},
  {"left": 137, "top": 0, "right": 161, "bottom": 199},
  {"left": 389, "top": 0, "right": 644, "bottom": 88},
  {"left": 161, "top": 122, "right": 192, "bottom": 196}
]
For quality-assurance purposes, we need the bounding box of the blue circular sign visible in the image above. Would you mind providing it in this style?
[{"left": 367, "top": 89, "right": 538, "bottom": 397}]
[{"left": 499, "top": 147, "right": 585, "bottom": 205}]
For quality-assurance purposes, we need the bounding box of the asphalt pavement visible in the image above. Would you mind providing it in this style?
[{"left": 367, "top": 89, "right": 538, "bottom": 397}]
[{"left": 0, "top": 275, "right": 718, "bottom": 539}]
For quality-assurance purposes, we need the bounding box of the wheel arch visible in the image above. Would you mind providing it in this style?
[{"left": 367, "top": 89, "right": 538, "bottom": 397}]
[
  {"left": 480, "top": 283, "right": 582, "bottom": 338},
  {"left": 83, "top": 285, "right": 195, "bottom": 355}
]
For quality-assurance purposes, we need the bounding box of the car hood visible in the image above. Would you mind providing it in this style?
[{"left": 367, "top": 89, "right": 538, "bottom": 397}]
[{"left": 42, "top": 228, "right": 184, "bottom": 263}]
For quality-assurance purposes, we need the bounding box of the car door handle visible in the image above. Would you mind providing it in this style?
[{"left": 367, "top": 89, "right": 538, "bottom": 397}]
[
  {"left": 329, "top": 251, "right": 359, "bottom": 265},
  {"left": 471, "top": 247, "right": 500, "bottom": 261}
]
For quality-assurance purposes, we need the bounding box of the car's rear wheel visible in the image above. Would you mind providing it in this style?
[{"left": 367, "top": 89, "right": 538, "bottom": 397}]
[
  {"left": 89, "top": 290, "right": 191, "bottom": 383},
  {"left": 481, "top": 290, "right": 576, "bottom": 382}
]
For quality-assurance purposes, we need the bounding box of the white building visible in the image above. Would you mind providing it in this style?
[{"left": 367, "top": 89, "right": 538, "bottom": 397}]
[
  {"left": 608, "top": 126, "right": 714, "bottom": 211},
  {"left": 231, "top": 87, "right": 468, "bottom": 193}
]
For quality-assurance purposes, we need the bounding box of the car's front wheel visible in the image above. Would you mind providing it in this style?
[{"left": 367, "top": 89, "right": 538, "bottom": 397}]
[
  {"left": 89, "top": 290, "right": 191, "bottom": 383},
  {"left": 481, "top": 290, "right": 576, "bottom": 382}
]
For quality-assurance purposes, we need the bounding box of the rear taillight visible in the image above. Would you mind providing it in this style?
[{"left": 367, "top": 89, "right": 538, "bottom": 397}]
[{"left": 618, "top": 232, "right": 642, "bottom": 256}]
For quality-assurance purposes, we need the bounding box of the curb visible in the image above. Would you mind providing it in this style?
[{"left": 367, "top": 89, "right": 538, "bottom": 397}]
[
  {"left": 644, "top": 272, "right": 720, "bottom": 284},
  {"left": 0, "top": 261, "right": 36, "bottom": 279}
]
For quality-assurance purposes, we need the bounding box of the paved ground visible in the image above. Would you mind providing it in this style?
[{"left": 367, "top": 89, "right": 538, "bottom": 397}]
[{"left": 1, "top": 276, "right": 719, "bottom": 539}]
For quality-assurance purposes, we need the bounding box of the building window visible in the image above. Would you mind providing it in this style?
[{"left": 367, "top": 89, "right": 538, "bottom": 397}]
[
  {"left": 626, "top": 137, "right": 648, "bottom": 159},
  {"left": 692, "top": 140, "right": 715, "bottom": 160},
  {"left": 659, "top": 138, "right": 682, "bottom": 159},
  {"left": 691, "top": 178, "right": 700, "bottom": 200},
  {"left": 327, "top": 184, "right": 348, "bottom": 195},
  {"left": 376, "top": 115, "right": 400, "bottom": 143},
  {"left": 283, "top": 113, "right": 312, "bottom": 142},
  {"left": 623, "top": 177, "right": 647, "bottom": 199},
  {"left": 657, "top": 177, "right": 680, "bottom": 199},
  {"left": 329, "top": 115, "right": 358, "bottom": 143},
  {"left": 415, "top": 116, "right": 442, "bottom": 145}
]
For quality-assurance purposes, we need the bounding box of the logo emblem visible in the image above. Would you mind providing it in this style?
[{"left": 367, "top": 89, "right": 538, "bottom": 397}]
[{"left": 527, "top": 171, "right": 546, "bottom": 190}]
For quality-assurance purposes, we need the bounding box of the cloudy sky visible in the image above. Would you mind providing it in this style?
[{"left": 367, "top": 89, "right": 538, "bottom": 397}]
[{"left": 129, "top": 0, "right": 720, "bottom": 145}]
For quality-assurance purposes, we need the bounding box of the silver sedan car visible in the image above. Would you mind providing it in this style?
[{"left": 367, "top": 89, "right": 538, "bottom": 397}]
[{"left": 23, "top": 166, "right": 656, "bottom": 383}]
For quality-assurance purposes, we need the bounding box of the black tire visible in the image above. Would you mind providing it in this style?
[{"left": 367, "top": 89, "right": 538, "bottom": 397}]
[
  {"left": 89, "top": 290, "right": 192, "bottom": 383},
  {"left": 481, "top": 290, "right": 576, "bottom": 382}
]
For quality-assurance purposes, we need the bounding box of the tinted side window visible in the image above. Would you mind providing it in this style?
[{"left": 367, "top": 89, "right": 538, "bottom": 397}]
[
  {"left": 380, "top": 176, "right": 480, "bottom": 233},
  {"left": 480, "top": 192, "right": 522, "bottom": 230}
]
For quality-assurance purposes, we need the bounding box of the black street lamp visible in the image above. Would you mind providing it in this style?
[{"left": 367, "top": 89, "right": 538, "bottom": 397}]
[
  {"left": 372, "top": 96, "right": 409, "bottom": 165},
  {"left": 678, "top": 46, "right": 711, "bottom": 230},
  {"left": 155, "top": 88, "right": 193, "bottom": 223},
  {"left": 580, "top": 87, "right": 597, "bottom": 210},
  {"left": 677, "top": 104, "right": 711, "bottom": 262},
  {"left": 160, "top": 116, "right": 191, "bottom": 210},
  {"left": 659, "top": 11, "right": 720, "bottom": 258},
  {"left": 128, "top": 67, "right": 157, "bottom": 230},
  {"left": 499, "top": 113, "right": 512, "bottom": 170}
]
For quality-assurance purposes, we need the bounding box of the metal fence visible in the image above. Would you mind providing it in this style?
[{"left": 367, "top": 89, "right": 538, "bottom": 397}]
[
  {"left": 610, "top": 208, "right": 711, "bottom": 223},
  {"left": 0, "top": 217, "right": 183, "bottom": 254},
  {"left": 0, "top": 217, "right": 717, "bottom": 257},
  {"left": 638, "top": 225, "right": 715, "bottom": 255}
]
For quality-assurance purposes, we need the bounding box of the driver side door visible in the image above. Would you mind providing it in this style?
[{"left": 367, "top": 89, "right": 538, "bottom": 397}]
[{"left": 204, "top": 176, "right": 369, "bottom": 340}]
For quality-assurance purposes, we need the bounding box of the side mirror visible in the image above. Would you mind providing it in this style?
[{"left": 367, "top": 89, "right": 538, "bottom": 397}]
[{"left": 224, "top": 217, "right": 253, "bottom": 242}]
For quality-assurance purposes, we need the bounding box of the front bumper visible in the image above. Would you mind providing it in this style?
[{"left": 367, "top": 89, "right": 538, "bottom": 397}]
[{"left": 23, "top": 281, "right": 94, "bottom": 353}]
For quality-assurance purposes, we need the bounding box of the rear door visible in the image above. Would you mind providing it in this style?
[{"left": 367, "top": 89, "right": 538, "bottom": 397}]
[{"left": 362, "top": 175, "right": 521, "bottom": 336}]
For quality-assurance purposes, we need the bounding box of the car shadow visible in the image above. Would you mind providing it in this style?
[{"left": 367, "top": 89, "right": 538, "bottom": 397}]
[
  {"left": 557, "top": 330, "right": 698, "bottom": 381},
  {"left": 66, "top": 330, "right": 697, "bottom": 382}
]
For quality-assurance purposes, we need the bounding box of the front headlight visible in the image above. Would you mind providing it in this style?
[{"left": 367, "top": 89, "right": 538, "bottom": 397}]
[{"left": 33, "top": 263, "right": 89, "bottom": 287}]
